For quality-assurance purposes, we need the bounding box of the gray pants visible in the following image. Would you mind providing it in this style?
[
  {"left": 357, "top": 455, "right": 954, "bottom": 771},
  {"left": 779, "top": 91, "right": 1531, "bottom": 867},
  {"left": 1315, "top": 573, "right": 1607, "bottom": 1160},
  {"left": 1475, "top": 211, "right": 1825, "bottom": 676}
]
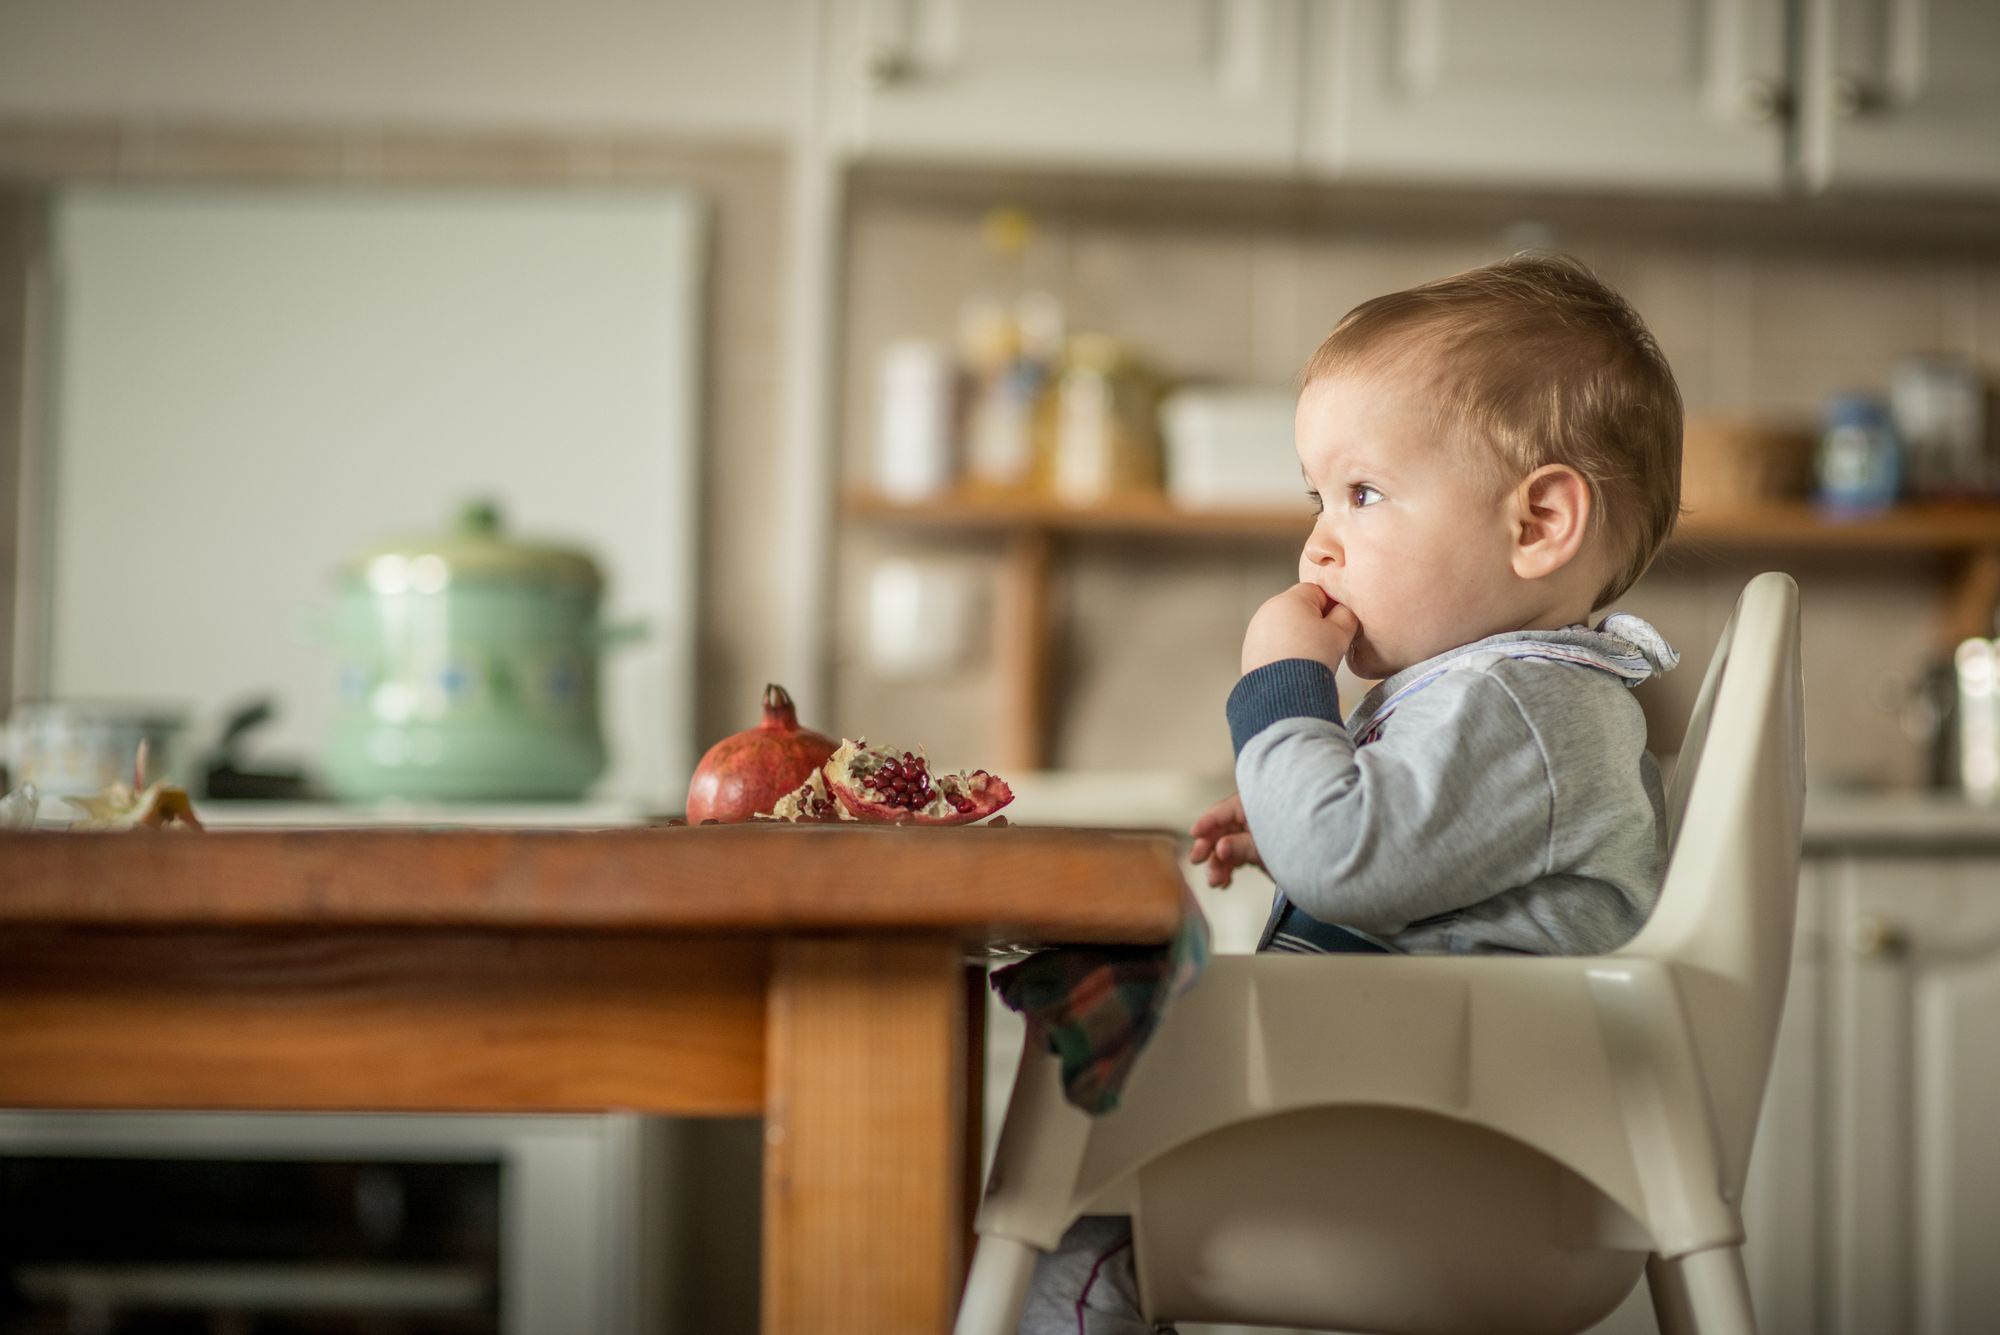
[{"left": 1017, "top": 1215, "right": 1175, "bottom": 1335}]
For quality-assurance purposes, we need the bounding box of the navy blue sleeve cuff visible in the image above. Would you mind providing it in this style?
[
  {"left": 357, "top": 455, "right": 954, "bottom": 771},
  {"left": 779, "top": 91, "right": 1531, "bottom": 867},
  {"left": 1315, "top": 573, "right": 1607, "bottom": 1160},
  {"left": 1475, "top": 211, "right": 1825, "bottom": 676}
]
[{"left": 1226, "top": 659, "right": 1344, "bottom": 756}]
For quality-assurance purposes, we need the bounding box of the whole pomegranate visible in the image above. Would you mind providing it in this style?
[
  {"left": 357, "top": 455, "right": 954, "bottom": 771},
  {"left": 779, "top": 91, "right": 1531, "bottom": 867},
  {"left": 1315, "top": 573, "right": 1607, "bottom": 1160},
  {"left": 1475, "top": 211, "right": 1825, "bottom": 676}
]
[{"left": 685, "top": 684, "right": 838, "bottom": 823}]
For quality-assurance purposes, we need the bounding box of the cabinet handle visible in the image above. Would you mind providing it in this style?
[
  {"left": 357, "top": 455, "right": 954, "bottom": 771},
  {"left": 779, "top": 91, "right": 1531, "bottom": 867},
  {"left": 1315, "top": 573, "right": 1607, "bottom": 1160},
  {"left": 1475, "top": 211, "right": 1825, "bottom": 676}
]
[
  {"left": 867, "top": 45, "right": 916, "bottom": 88},
  {"left": 1852, "top": 915, "right": 1911, "bottom": 959},
  {"left": 1737, "top": 79, "right": 1791, "bottom": 124},
  {"left": 1831, "top": 74, "right": 1882, "bottom": 119}
]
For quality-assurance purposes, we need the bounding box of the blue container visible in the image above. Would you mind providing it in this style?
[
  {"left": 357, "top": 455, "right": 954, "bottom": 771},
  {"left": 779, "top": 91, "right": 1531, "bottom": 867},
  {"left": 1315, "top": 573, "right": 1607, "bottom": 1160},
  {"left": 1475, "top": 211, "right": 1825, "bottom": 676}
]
[{"left": 1815, "top": 393, "right": 1900, "bottom": 517}]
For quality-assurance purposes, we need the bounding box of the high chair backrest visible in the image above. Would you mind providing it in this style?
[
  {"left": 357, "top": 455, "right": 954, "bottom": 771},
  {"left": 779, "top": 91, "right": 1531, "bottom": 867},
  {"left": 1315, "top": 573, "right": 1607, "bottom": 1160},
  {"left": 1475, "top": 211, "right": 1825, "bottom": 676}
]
[{"left": 1617, "top": 571, "right": 1804, "bottom": 1194}]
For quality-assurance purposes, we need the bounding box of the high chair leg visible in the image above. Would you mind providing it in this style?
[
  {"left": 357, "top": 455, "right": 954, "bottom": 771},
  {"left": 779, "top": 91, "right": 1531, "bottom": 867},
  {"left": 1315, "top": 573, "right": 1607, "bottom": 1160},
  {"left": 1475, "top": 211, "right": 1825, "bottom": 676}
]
[
  {"left": 1646, "top": 1245, "right": 1758, "bottom": 1335},
  {"left": 955, "top": 1233, "right": 1040, "bottom": 1335}
]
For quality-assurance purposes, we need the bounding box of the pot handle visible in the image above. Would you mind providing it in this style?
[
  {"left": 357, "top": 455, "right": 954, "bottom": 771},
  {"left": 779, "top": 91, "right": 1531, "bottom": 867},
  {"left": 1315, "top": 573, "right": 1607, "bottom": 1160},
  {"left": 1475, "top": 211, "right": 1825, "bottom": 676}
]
[{"left": 595, "top": 617, "right": 650, "bottom": 649}]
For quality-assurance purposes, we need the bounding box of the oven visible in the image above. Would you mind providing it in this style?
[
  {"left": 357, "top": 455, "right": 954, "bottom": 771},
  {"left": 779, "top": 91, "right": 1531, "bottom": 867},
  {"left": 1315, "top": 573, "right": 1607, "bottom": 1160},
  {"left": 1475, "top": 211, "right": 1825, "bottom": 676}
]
[{"left": 0, "top": 1112, "right": 679, "bottom": 1335}]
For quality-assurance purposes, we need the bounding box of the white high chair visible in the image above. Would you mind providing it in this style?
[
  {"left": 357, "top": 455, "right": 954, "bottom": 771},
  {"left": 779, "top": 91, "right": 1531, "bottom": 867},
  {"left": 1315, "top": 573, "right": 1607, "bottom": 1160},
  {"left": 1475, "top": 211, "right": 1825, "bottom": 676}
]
[{"left": 958, "top": 572, "right": 1805, "bottom": 1335}]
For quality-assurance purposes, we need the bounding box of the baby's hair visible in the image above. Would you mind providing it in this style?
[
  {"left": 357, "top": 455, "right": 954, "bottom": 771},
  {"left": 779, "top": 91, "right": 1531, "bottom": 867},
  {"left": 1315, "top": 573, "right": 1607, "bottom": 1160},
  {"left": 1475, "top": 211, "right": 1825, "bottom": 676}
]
[{"left": 1304, "top": 254, "right": 1682, "bottom": 608}]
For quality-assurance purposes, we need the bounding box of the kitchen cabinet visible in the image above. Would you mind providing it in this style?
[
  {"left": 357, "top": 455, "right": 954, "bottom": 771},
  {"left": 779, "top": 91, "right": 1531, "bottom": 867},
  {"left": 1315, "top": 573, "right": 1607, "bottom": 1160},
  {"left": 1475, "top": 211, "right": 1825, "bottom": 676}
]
[
  {"left": 1304, "top": 0, "right": 1790, "bottom": 192},
  {"left": 827, "top": 0, "right": 2000, "bottom": 196},
  {"left": 824, "top": 0, "right": 1304, "bottom": 172},
  {"left": 1799, "top": 0, "right": 2000, "bottom": 192},
  {"left": 1823, "top": 851, "right": 2000, "bottom": 1334}
]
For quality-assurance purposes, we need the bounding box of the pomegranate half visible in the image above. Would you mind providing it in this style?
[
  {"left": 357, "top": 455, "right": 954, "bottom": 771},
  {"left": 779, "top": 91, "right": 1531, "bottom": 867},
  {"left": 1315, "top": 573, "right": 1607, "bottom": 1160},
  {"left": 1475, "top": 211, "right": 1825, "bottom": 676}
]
[
  {"left": 684, "top": 684, "right": 838, "bottom": 824},
  {"left": 820, "top": 738, "right": 1013, "bottom": 825}
]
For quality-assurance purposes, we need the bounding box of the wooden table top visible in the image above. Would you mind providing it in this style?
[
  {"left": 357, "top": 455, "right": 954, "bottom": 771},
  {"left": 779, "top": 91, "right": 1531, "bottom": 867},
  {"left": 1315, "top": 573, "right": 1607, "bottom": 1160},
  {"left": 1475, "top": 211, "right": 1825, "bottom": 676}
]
[{"left": 0, "top": 824, "right": 1188, "bottom": 943}]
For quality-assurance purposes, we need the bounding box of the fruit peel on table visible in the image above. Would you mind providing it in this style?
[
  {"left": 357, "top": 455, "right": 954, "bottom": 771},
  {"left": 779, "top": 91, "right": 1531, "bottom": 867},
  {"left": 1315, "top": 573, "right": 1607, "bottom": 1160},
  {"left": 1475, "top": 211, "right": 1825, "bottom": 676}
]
[
  {"left": 66, "top": 780, "right": 206, "bottom": 831},
  {"left": 59, "top": 739, "right": 207, "bottom": 831},
  {"left": 759, "top": 737, "right": 1013, "bottom": 826}
]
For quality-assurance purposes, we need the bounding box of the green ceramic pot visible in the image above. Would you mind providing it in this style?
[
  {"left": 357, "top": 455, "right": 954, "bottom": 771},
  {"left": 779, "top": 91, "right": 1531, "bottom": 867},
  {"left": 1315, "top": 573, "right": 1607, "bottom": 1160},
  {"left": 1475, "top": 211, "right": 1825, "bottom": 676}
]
[{"left": 320, "top": 501, "right": 640, "bottom": 803}]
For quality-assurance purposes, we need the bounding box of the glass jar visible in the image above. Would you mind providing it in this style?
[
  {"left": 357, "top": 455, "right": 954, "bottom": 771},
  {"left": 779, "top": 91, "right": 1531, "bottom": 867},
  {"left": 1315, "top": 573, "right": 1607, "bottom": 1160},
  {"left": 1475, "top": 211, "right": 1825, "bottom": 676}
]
[{"left": 1036, "top": 333, "right": 1162, "bottom": 507}]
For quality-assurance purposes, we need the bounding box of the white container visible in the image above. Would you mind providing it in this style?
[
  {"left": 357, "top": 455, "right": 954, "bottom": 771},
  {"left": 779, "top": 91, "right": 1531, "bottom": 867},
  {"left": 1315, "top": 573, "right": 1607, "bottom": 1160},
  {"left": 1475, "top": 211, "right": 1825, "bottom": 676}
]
[
  {"left": 1159, "top": 386, "right": 1301, "bottom": 509},
  {"left": 873, "top": 339, "right": 959, "bottom": 501},
  {"left": 1958, "top": 638, "right": 2000, "bottom": 803}
]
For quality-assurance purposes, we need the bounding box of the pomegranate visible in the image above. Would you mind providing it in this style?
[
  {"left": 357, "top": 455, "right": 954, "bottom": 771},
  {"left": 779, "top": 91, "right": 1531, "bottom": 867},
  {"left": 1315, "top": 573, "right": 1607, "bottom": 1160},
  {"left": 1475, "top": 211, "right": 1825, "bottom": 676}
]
[
  {"left": 684, "top": 684, "right": 839, "bottom": 824},
  {"left": 820, "top": 738, "right": 1013, "bottom": 825}
]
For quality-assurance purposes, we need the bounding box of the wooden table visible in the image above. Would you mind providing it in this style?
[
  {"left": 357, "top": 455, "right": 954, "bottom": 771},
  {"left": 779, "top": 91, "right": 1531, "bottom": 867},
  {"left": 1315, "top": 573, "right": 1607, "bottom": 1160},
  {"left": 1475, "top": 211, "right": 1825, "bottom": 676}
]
[{"left": 0, "top": 824, "right": 1184, "bottom": 1334}]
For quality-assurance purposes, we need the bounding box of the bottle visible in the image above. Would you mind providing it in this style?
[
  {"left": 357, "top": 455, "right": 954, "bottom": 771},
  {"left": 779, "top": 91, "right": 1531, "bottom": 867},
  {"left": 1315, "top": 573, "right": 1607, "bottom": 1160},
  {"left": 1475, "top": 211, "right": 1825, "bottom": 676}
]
[
  {"left": 1957, "top": 637, "right": 2000, "bottom": 803},
  {"left": 958, "top": 208, "right": 1064, "bottom": 496},
  {"left": 959, "top": 307, "right": 1035, "bottom": 494},
  {"left": 1814, "top": 393, "right": 1899, "bottom": 518}
]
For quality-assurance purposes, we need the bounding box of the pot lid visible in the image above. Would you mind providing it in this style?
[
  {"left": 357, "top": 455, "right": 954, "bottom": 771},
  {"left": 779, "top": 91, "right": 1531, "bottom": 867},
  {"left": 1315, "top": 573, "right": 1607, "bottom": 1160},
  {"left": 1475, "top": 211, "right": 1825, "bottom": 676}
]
[{"left": 340, "top": 500, "right": 603, "bottom": 594}]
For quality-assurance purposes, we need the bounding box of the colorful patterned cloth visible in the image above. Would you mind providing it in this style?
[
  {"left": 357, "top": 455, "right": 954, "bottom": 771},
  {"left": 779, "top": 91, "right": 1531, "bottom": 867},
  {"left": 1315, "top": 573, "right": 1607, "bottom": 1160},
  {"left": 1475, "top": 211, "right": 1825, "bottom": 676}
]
[{"left": 990, "top": 897, "right": 1210, "bottom": 1115}]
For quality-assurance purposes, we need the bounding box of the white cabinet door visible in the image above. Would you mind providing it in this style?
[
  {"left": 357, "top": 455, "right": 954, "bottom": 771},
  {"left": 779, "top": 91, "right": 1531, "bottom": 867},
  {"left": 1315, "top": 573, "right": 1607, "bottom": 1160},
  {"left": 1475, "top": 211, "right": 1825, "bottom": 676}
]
[
  {"left": 826, "top": 0, "right": 1302, "bottom": 172},
  {"left": 1739, "top": 861, "right": 1830, "bottom": 1335},
  {"left": 1827, "top": 855, "right": 2000, "bottom": 1335},
  {"left": 1305, "top": 0, "right": 1788, "bottom": 191},
  {"left": 1799, "top": 0, "right": 2000, "bottom": 192}
]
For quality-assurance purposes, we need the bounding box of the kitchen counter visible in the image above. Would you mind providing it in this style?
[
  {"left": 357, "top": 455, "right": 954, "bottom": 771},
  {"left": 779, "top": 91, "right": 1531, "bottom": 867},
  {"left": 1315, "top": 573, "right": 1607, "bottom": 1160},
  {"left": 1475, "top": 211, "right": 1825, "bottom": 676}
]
[
  {"left": 152, "top": 775, "right": 2000, "bottom": 860},
  {"left": 1804, "top": 789, "right": 2000, "bottom": 852},
  {"left": 1006, "top": 769, "right": 2000, "bottom": 853}
]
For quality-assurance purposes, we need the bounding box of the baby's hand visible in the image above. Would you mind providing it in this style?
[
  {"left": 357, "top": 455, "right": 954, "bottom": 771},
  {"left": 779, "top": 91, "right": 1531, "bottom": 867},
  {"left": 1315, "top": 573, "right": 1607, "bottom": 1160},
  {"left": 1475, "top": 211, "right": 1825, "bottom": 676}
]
[
  {"left": 1189, "top": 793, "right": 1261, "bottom": 889},
  {"left": 1241, "top": 582, "right": 1359, "bottom": 675}
]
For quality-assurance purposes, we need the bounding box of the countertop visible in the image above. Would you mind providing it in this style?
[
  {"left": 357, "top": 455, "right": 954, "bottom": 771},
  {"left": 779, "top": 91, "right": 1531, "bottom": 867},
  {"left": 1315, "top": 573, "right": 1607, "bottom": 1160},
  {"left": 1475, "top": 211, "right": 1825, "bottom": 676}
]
[
  {"left": 1003, "top": 772, "right": 2000, "bottom": 856},
  {"left": 1802, "top": 789, "right": 2000, "bottom": 852},
  {"left": 24, "top": 771, "right": 2000, "bottom": 859}
]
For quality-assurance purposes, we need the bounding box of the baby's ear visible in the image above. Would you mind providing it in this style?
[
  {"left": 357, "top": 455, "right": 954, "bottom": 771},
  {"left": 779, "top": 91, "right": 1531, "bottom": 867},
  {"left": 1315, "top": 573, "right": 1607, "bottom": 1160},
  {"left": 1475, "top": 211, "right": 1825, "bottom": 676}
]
[{"left": 1509, "top": 464, "right": 1592, "bottom": 581}]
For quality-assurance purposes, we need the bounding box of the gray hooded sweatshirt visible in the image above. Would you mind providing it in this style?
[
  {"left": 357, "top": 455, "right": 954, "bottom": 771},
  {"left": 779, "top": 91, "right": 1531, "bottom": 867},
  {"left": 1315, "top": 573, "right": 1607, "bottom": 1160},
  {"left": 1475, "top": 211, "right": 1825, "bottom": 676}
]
[{"left": 1226, "top": 615, "right": 1680, "bottom": 957}]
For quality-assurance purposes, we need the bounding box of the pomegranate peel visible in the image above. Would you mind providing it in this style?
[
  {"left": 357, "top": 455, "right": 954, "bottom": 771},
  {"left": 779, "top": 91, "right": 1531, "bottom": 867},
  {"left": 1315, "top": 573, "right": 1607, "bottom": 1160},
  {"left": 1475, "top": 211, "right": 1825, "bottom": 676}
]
[
  {"left": 756, "top": 767, "right": 851, "bottom": 823},
  {"left": 821, "top": 738, "right": 1013, "bottom": 826}
]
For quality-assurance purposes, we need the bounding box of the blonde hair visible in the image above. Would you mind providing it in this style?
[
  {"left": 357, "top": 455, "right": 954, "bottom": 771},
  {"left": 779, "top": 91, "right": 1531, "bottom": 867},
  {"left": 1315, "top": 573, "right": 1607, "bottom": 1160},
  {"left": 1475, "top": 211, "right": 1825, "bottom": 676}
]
[{"left": 1304, "top": 254, "right": 1682, "bottom": 607}]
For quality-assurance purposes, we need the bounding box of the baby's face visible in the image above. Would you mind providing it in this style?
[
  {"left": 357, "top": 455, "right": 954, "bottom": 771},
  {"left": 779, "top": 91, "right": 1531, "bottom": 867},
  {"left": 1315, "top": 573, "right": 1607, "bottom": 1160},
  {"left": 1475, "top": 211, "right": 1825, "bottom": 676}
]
[{"left": 1293, "top": 373, "right": 1527, "bottom": 680}]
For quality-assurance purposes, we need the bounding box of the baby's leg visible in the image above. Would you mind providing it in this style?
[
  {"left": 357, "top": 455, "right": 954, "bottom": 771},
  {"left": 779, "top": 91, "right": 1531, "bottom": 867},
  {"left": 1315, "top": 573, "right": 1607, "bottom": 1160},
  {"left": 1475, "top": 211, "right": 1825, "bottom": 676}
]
[{"left": 1016, "top": 1214, "right": 1169, "bottom": 1334}]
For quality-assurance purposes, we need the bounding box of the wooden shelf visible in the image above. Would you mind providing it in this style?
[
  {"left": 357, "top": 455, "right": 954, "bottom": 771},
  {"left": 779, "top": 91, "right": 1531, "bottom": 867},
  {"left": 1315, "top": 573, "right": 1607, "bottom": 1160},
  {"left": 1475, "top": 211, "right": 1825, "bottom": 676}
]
[
  {"left": 846, "top": 489, "right": 1304, "bottom": 539},
  {"left": 1676, "top": 502, "right": 2000, "bottom": 551},
  {"left": 845, "top": 491, "right": 2000, "bottom": 769}
]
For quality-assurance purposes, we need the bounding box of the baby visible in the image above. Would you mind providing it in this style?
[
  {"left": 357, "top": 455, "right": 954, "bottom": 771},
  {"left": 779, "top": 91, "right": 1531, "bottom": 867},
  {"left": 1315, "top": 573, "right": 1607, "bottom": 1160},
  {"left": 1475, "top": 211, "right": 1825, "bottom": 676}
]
[{"left": 1019, "top": 253, "right": 1684, "bottom": 1332}]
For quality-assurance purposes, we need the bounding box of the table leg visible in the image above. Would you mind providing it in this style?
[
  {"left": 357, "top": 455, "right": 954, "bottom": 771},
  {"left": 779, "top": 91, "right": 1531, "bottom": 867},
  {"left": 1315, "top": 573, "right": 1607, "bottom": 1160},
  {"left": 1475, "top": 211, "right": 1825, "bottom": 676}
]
[{"left": 762, "top": 934, "right": 967, "bottom": 1334}]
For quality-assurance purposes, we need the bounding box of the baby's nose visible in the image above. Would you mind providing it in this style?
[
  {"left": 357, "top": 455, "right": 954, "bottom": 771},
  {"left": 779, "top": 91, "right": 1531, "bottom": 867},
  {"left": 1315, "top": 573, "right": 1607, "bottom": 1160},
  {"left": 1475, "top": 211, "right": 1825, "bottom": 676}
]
[{"left": 1302, "top": 528, "right": 1341, "bottom": 567}]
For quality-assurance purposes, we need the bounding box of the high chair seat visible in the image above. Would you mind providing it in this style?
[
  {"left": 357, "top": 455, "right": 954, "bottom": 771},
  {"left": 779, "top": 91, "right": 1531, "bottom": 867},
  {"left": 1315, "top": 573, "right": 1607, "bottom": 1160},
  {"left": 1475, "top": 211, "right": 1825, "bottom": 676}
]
[{"left": 959, "top": 572, "right": 1805, "bottom": 1335}]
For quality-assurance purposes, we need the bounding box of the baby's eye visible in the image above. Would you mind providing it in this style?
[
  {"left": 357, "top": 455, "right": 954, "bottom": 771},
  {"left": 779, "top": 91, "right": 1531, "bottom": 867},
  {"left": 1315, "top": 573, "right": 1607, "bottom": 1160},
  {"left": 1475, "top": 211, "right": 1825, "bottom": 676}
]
[
  {"left": 1305, "top": 488, "right": 1324, "bottom": 515},
  {"left": 1350, "top": 484, "right": 1384, "bottom": 508}
]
